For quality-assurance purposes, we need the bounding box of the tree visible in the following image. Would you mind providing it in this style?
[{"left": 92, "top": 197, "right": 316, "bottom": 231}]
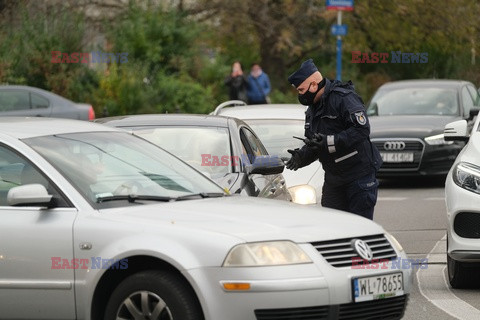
[
  {"left": 0, "top": 2, "right": 98, "bottom": 103},
  {"left": 95, "top": 2, "right": 217, "bottom": 115},
  {"left": 191, "top": 0, "right": 333, "bottom": 92}
]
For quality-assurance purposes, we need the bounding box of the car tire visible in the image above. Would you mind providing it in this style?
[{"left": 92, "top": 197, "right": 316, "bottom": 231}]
[
  {"left": 447, "top": 239, "right": 480, "bottom": 289},
  {"left": 104, "top": 270, "right": 204, "bottom": 320}
]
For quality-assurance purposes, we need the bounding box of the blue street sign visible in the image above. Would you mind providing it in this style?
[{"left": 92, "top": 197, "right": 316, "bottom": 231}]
[
  {"left": 331, "top": 24, "right": 348, "bottom": 36},
  {"left": 326, "top": 0, "right": 354, "bottom": 11}
]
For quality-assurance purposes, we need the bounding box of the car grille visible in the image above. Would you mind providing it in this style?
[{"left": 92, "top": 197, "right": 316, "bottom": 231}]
[
  {"left": 372, "top": 139, "right": 424, "bottom": 170},
  {"left": 338, "top": 295, "right": 407, "bottom": 320},
  {"left": 254, "top": 295, "right": 407, "bottom": 320},
  {"left": 454, "top": 212, "right": 480, "bottom": 238},
  {"left": 311, "top": 234, "right": 397, "bottom": 268}
]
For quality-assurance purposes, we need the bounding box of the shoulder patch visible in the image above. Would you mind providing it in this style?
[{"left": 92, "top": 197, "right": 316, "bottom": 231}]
[{"left": 353, "top": 111, "right": 367, "bottom": 125}]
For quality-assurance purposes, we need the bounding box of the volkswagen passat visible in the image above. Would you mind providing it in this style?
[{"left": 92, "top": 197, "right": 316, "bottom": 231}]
[
  {"left": 0, "top": 117, "right": 410, "bottom": 319},
  {"left": 368, "top": 80, "right": 480, "bottom": 178},
  {"left": 444, "top": 111, "right": 480, "bottom": 288}
]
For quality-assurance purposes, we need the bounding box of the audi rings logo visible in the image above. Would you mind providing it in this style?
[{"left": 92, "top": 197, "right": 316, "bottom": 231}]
[
  {"left": 384, "top": 141, "right": 406, "bottom": 151},
  {"left": 352, "top": 239, "right": 374, "bottom": 261}
]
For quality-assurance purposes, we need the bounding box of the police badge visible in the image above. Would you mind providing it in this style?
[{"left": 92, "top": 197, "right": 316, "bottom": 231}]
[{"left": 354, "top": 111, "right": 367, "bottom": 125}]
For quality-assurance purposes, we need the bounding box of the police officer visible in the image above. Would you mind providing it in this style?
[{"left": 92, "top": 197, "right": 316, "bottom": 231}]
[{"left": 286, "top": 59, "right": 382, "bottom": 220}]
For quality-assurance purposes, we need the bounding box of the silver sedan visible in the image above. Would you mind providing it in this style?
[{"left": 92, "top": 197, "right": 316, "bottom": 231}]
[{"left": 0, "top": 117, "right": 411, "bottom": 320}]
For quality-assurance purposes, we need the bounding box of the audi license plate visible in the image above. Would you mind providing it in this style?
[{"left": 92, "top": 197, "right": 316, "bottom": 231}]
[
  {"left": 380, "top": 152, "right": 414, "bottom": 163},
  {"left": 353, "top": 272, "right": 404, "bottom": 302}
]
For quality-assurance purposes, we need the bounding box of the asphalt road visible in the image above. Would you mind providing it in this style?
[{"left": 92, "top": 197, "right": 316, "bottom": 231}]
[{"left": 374, "top": 177, "right": 480, "bottom": 320}]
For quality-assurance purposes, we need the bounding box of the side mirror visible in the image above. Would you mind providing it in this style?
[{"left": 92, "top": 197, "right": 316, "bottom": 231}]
[
  {"left": 444, "top": 120, "right": 469, "bottom": 141},
  {"left": 246, "top": 155, "right": 285, "bottom": 175},
  {"left": 7, "top": 184, "right": 53, "bottom": 207},
  {"left": 468, "top": 107, "right": 480, "bottom": 121}
]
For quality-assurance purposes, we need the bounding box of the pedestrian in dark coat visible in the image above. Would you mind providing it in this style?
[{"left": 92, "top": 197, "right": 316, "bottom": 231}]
[{"left": 224, "top": 61, "right": 248, "bottom": 103}]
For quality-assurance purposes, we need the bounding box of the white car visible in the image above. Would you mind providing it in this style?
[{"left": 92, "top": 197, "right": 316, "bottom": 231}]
[
  {"left": 0, "top": 117, "right": 410, "bottom": 319},
  {"left": 444, "top": 110, "right": 480, "bottom": 288},
  {"left": 213, "top": 101, "right": 325, "bottom": 205}
]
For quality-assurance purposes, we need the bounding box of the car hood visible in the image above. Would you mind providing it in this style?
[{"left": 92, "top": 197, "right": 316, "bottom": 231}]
[
  {"left": 100, "top": 196, "right": 383, "bottom": 243},
  {"left": 370, "top": 115, "right": 460, "bottom": 138}
]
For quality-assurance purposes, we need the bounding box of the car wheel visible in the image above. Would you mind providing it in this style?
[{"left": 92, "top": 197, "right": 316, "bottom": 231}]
[
  {"left": 104, "top": 270, "right": 203, "bottom": 320},
  {"left": 447, "top": 239, "right": 480, "bottom": 289}
]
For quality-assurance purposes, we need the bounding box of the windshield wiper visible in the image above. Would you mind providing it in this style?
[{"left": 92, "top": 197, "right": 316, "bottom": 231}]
[
  {"left": 96, "top": 192, "right": 225, "bottom": 203},
  {"left": 174, "top": 192, "right": 225, "bottom": 201},
  {"left": 96, "top": 194, "right": 174, "bottom": 203}
]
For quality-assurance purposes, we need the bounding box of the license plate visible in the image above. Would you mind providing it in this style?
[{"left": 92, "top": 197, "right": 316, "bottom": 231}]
[
  {"left": 380, "top": 152, "right": 414, "bottom": 163},
  {"left": 353, "top": 272, "right": 404, "bottom": 302}
]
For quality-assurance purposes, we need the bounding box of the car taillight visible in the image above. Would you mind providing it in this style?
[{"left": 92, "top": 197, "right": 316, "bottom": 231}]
[{"left": 88, "top": 105, "right": 95, "bottom": 120}]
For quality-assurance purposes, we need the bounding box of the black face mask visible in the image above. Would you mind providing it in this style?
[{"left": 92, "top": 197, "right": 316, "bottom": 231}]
[{"left": 297, "top": 78, "right": 326, "bottom": 106}]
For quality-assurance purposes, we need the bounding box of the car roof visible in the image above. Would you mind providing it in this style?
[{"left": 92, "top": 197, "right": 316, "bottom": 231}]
[
  {"left": 0, "top": 117, "right": 118, "bottom": 139},
  {"left": 216, "top": 104, "right": 307, "bottom": 120},
  {"left": 96, "top": 114, "right": 234, "bottom": 128},
  {"left": 378, "top": 79, "right": 472, "bottom": 90}
]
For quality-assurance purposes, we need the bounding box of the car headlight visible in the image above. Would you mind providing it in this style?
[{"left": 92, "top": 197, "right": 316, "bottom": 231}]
[
  {"left": 453, "top": 162, "right": 480, "bottom": 194},
  {"left": 385, "top": 232, "right": 404, "bottom": 253},
  {"left": 223, "top": 241, "right": 312, "bottom": 267},
  {"left": 424, "top": 133, "right": 454, "bottom": 145},
  {"left": 289, "top": 185, "right": 316, "bottom": 204}
]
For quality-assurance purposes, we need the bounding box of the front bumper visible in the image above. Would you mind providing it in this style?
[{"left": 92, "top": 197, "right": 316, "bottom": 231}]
[
  {"left": 374, "top": 139, "right": 462, "bottom": 178},
  {"left": 183, "top": 244, "right": 412, "bottom": 320}
]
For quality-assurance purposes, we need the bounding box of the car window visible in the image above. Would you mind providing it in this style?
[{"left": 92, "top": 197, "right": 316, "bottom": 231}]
[
  {"left": 31, "top": 93, "right": 49, "bottom": 109},
  {"left": 0, "top": 144, "right": 70, "bottom": 207},
  {"left": 367, "top": 87, "right": 459, "bottom": 116},
  {"left": 240, "top": 127, "right": 268, "bottom": 163},
  {"left": 466, "top": 85, "right": 480, "bottom": 106},
  {"left": 131, "top": 126, "right": 232, "bottom": 178},
  {"left": 461, "top": 86, "right": 474, "bottom": 116},
  {"left": 246, "top": 119, "right": 305, "bottom": 159},
  {"left": 0, "top": 90, "right": 30, "bottom": 111},
  {"left": 24, "top": 132, "right": 224, "bottom": 208}
]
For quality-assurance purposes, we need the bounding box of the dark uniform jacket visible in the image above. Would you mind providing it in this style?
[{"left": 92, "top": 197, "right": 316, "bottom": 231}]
[{"left": 297, "top": 79, "right": 382, "bottom": 186}]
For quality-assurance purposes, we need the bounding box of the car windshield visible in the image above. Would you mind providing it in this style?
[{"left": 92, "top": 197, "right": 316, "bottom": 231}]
[
  {"left": 244, "top": 119, "right": 305, "bottom": 159},
  {"left": 367, "top": 87, "right": 459, "bottom": 116},
  {"left": 129, "top": 126, "right": 232, "bottom": 178},
  {"left": 23, "top": 132, "right": 224, "bottom": 207}
]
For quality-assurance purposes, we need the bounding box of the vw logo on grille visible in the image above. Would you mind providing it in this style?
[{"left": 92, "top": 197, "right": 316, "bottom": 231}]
[
  {"left": 384, "top": 141, "right": 406, "bottom": 151},
  {"left": 352, "top": 239, "right": 373, "bottom": 261}
]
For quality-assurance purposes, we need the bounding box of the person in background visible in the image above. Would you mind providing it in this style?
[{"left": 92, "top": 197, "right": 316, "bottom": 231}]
[
  {"left": 224, "top": 61, "right": 248, "bottom": 103},
  {"left": 247, "top": 63, "right": 271, "bottom": 104}
]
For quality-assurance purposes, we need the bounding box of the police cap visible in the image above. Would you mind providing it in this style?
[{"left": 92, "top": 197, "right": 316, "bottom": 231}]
[{"left": 287, "top": 58, "right": 318, "bottom": 88}]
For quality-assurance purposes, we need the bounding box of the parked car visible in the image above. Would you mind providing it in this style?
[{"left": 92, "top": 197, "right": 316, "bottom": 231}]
[
  {"left": 444, "top": 110, "right": 480, "bottom": 288},
  {"left": 97, "top": 114, "right": 291, "bottom": 202},
  {"left": 367, "top": 79, "right": 480, "bottom": 178},
  {"left": 213, "top": 101, "right": 325, "bottom": 205},
  {"left": 0, "top": 117, "right": 411, "bottom": 320},
  {"left": 0, "top": 85, "right": 95, "bottom": 120}
]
